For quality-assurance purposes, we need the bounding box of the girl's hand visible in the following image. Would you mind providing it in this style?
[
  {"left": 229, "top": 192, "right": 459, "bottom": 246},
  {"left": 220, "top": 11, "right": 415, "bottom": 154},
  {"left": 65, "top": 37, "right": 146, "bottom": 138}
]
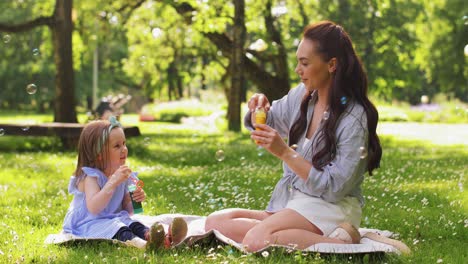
[
  {"left": 248, "top": 93, "right": 271, "bottom": 112},
  {"left": 132, "top": 187, "right": 146, "bottom": 202},
  {"left": 251, "top": 124, "right": 289, "bottom": 159},
  {"left": 110, "top": 165, "right": 132, "bottom": 185}
]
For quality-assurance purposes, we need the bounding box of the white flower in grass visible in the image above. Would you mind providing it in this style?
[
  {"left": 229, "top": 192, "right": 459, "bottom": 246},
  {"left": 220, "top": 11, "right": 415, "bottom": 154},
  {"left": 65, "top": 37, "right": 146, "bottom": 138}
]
[
  {"left": 421, "top": 198, "right": 429, "bottom": 206},
  {"left": 437, "top": 259, "right": 443, "bottom": 263},
  {"left": 261, "top": 251, "right": 269, "bottom": 258}
]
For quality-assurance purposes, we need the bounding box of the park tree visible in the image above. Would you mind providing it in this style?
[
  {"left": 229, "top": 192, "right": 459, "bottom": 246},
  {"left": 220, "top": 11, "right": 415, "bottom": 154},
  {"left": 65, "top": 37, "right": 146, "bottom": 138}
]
[
  {"left": 163, "top": 0, "right": 294, "bottom": 131},
  {"left": 169, "top": 0, "right": 292, "bottom": 101},
  {"left": 0, "top": 0, "right": 77, "bottom": 123},
  {"left": 317, "top": 0, "right": 427, "bottom": 103},
  {"left": 119, "top": 0, "right": 294, "bottom": 130},
  {"left": 414, "top": 0, "right": 467, "bottom": 102}
]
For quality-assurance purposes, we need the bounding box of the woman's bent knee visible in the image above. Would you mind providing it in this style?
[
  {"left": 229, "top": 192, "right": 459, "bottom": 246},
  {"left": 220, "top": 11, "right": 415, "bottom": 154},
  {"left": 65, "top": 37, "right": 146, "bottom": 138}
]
[
  {"left": 242, "top": 225, "right": 269, "bottom": 252},
  {"left": 204, "top": 213, "right": 221, "bottom": 231},
  {"left": 205, "top": 209, "right": 235, "bottom": 231}
]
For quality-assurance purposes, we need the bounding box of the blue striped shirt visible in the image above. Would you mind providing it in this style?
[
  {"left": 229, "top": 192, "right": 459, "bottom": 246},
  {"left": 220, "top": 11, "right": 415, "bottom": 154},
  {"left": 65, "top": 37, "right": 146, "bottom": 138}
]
[{"left": 245, "top": 84, "right": 368, "bottom": 211}]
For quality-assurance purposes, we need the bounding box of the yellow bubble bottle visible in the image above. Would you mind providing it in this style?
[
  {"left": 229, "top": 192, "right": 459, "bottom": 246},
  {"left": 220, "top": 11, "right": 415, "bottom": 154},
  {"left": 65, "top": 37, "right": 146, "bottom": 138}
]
[{"left": 255, "top": 107, "right": 267, "bottom": 129}]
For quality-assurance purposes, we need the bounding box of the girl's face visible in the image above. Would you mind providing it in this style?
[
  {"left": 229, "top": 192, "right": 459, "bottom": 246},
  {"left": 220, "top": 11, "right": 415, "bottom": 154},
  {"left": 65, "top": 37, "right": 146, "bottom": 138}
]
[
  {"left": 294, "top": 39, "right": 334, "bottom": 92},
  {"left": 105, "top": 127, "right": 128, "bottom": 173}
]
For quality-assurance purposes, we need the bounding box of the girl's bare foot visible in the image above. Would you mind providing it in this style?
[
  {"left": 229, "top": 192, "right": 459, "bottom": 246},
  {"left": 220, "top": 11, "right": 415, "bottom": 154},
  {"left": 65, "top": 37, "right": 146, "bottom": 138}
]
[
  {"left": 146, "top": 222, "right": 165, "bottom": 251},
  {"left": 167, "top": 217, "right": 188, "bottom": 246}
]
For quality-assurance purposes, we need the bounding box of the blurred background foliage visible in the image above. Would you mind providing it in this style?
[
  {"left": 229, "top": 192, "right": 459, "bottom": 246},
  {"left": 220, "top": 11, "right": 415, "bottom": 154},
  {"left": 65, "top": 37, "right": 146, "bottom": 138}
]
[{"left": 0, "top": 0, "right": 466, "bottom": 113}]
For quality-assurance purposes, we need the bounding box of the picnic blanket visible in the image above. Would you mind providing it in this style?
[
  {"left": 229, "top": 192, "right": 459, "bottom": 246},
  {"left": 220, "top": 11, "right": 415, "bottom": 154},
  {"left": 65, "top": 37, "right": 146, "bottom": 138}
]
[{"left": 45, "top": 213, "right": 406, "bottom": 255}]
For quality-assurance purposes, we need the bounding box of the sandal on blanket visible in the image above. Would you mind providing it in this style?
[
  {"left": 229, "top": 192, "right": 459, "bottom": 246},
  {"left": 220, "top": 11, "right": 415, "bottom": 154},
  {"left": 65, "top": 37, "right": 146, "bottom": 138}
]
[
  {"left": 165, "top": 217, "right": 188, "bottom": 247},
  {"left": 146, "top": 223, "right": 166, "bottom": 251},
  {"left": 363, "top": 232, "right": 411, "bottom": 255},
  {"left": 328, "top": 222, "right": 361, "bottom": 244}
]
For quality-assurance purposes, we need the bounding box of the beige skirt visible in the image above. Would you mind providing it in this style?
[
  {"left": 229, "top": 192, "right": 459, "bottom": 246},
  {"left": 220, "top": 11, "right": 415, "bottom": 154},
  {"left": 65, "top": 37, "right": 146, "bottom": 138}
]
[{"left": 285, "top": 189, "right": 362, "bottom": 236}]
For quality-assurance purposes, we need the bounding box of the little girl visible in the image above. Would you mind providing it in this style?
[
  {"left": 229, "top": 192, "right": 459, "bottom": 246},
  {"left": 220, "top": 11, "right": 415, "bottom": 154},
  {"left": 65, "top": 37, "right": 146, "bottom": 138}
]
[{"left": 62, "top": 117, "right": 187, "bottom": 250}]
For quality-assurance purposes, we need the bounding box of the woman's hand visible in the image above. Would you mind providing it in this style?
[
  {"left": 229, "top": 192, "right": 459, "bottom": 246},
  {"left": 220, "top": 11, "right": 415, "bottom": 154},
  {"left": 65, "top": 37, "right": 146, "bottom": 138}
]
[
  {"left": 251, "top": 124, "right": 289, "bottom": 159},
  {"left": 248, "top": 93, "right": 271, "bottom": 112},
  {"left": 131, "top": 187, "right": 146, "bottom": 202}
]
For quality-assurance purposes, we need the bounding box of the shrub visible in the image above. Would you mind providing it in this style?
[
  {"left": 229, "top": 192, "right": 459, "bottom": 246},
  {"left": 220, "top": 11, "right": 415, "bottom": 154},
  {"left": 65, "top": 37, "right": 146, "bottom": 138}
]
[{"left": 139, "top": 99, "right": 219, "bottom": 123}]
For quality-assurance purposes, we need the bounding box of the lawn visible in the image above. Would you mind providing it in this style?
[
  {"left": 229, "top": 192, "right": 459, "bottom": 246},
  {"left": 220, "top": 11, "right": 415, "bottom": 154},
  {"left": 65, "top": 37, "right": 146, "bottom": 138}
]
[{"left": 0, "top": 114, "right": 466, "bottom": 263}]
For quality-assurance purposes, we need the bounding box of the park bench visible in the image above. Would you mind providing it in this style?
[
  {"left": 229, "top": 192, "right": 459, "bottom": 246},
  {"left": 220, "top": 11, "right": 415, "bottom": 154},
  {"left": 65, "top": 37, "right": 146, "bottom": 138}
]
[{"left": 0, "top": 122, "right": 141, "bottom": 148}]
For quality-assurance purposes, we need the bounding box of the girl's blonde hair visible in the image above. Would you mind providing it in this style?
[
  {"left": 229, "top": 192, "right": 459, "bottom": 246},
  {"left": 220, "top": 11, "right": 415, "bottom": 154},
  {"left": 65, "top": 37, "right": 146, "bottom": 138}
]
[{"left": 74, "top": 120, "right": 114, "bottom": 180}]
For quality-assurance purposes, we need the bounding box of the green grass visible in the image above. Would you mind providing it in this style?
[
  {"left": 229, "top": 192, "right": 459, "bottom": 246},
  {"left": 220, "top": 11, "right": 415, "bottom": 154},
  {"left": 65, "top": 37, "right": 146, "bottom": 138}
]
[{"left": 0, "top": 114, "right": 466, "bottom": 263}]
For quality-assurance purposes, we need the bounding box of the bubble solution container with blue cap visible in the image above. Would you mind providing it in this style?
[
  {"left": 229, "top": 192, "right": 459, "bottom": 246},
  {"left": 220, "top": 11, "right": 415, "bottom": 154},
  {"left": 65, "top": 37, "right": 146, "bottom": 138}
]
[{"left": 128, "top": 173, "right": 143, "bottom": 214}]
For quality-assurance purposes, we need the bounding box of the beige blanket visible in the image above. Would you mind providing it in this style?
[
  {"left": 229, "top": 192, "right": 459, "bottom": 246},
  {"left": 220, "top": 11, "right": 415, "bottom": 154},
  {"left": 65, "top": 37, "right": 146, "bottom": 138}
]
[{"left": 45, "top": 214, "right": 405, "bottom": 254}]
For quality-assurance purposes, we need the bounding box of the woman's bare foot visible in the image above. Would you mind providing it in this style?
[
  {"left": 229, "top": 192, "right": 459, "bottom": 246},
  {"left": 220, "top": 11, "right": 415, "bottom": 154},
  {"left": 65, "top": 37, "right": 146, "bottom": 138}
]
[
  {"left": 363, "top": 232, "right": 411, "bottom": 255},
  {"left": 328, "top": 222, "right": 361, "bottom": 244}
]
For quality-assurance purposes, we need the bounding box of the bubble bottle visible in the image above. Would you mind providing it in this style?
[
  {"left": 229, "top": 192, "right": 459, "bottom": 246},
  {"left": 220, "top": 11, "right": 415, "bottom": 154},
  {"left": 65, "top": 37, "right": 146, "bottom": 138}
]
[
  {"left": 254, "top": 107, "right": 267, "bottom": 144},
  {"left": 128, "top": 173, "right": 144, "bottom": 214},
  {"left": 254, "top": 106, "right": 267, "bottom": 129}
]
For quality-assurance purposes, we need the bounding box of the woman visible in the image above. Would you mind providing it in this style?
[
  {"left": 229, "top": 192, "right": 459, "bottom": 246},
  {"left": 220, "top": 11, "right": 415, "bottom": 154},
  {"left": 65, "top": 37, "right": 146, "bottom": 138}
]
[{"left": 205, "top": 21, "right": 382, "bottom": 252}]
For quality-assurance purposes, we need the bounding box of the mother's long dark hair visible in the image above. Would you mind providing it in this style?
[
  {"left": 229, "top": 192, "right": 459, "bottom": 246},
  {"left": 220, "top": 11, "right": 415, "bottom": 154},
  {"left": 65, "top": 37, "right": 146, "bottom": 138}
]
[{"left": 289, "top": 21, "right": 382, "bottom": 175}]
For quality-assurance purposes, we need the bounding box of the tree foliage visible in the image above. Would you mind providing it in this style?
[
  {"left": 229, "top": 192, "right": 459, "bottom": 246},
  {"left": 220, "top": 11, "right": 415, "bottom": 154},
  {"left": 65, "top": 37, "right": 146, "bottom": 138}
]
[{"left": 0, "top": 0, "right": 466, "bottom": 124}]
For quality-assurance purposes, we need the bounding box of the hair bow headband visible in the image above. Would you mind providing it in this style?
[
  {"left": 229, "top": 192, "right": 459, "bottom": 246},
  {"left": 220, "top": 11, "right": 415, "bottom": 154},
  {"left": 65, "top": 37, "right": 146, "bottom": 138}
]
[{"left": 96, "top": 116, "right": 122, "bottom": 155}]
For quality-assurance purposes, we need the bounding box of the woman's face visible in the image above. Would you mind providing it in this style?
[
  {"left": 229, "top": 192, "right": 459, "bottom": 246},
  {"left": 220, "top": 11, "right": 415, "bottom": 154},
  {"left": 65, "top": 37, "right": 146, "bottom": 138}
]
[{"left": 295, "top": 39, "right": 333, "bottom": 92}]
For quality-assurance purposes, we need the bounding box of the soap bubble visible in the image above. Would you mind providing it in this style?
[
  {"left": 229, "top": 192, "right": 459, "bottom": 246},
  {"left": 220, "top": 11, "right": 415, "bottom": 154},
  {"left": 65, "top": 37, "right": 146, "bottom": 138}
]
[
  {"left": 215, "top": 150, "right": 225, "bottom": 162},
  {"left": 0, "top": 128, "right": 4, "bottom": 136},
  {"left": 257, "top": 146, "right": 265, "bottom": 157},
  {"left": 359, "top": 146, "right": 368, "bottom": 159},
  {"left": 26, "top": 84, "right": 37, "bottom": 95},
  {"left": 3, "top": 34, "right": 11, "bottom": 43},
  {"left": 143, "top": 137, "right": 151, "bottom": 146},
  {"left": 32, "top": 48, "right": 40, "bottom": 56},
  {"left": 420, "top": 95, "right": 429, "bottom": 104},
  {"left": 340, "top": 96, "right": 347, "bottom": 105},
  {"left": 323, "top": 111, "right": 330, "bottom": 120}
]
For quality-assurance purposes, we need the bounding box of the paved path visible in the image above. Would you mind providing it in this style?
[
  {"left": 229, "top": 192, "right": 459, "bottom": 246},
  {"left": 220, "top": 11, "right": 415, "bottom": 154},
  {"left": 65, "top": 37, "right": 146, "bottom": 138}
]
[{"left": 377, "top": 122, "right": 468, "bottom": 146}]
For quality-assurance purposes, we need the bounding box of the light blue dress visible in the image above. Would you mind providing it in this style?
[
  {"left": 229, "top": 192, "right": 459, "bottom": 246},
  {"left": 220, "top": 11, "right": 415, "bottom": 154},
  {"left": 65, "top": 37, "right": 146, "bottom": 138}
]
[{"left": 62, "top": 167, "right": 138, "bottom": 238}]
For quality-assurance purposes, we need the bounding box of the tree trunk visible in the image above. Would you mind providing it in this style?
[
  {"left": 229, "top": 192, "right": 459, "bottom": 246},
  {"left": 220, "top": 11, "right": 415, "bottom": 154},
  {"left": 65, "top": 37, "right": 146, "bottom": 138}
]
[
  {"left": 52, "top": 0, "right": 77, "bottom": 124},
  {"left": 228, "top": 0, "right": 246, "bottom": 132},
  {"left": 52, "top": 0, "right": 77, "bottom": 148}
]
